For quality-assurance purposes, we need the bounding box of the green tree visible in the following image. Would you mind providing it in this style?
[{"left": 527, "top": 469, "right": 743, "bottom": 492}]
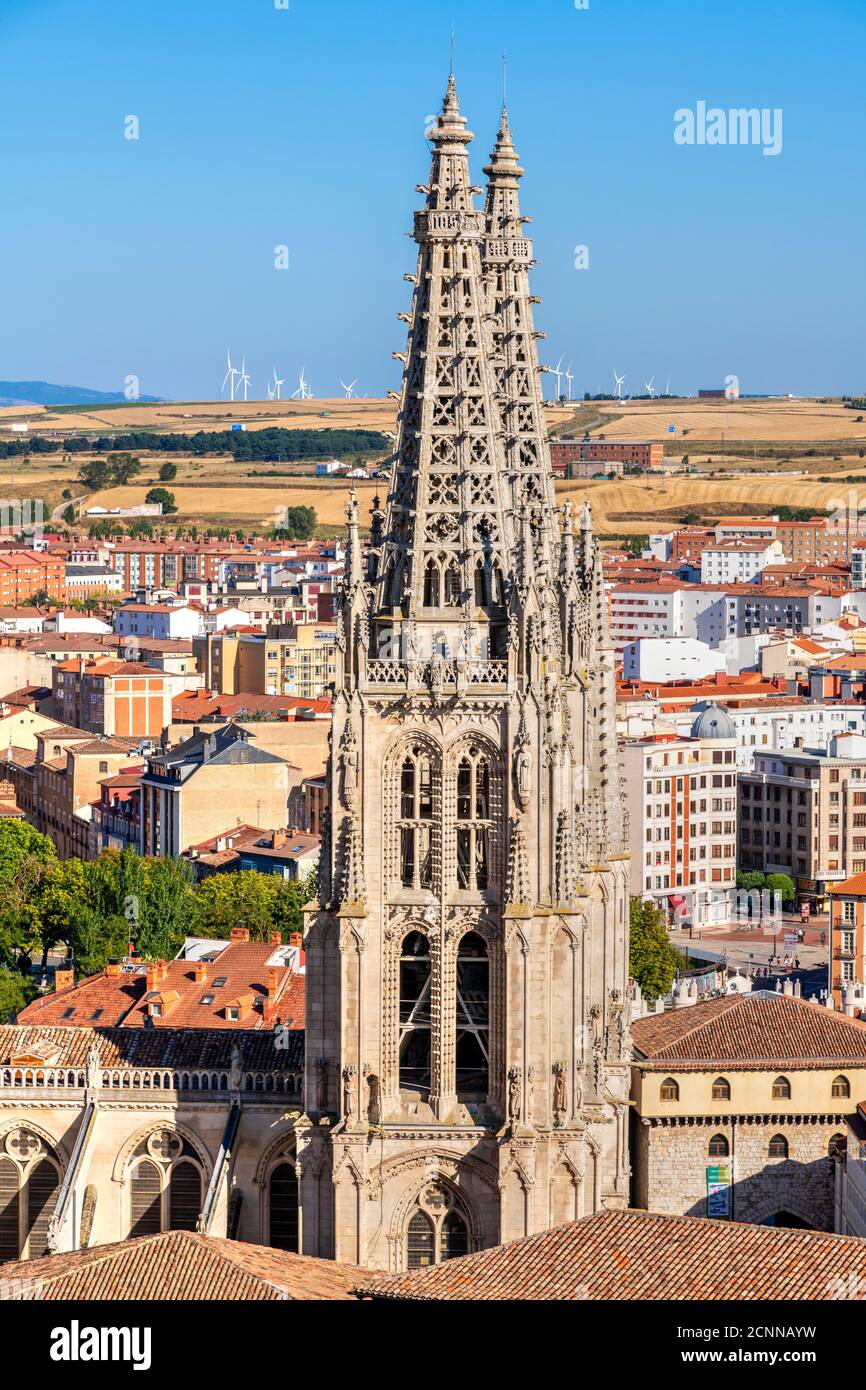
[
  {"left": 145, "top": 487, "right": 178, "bottom": 514},
  {"left": 106, "top": 452, "right": 142, "bottom": 486},
  {"left": 278, "top": 505, "right": 317, "bottom": 540},
  {"left": 0, "top": 821, "right": 56, "bottom": 968},
  {"left": 192, "top": 870, "right": 280, "bottom": 941},
  {"left": 158, "top": 461, "right": 178, "bottom": 482},
  {"left": 736, "top": 870, "right": 766, "bottom": 891},
  {"left": 36, "top": 857, "right": 90, "bottom": 968},
  {"left": 629, "top": 897, "right": 679, "bottom": 1004},
  {"left": 137, "top": 856, "right": 196, "bottom": 959},
  {"left": 765, "top": 872, "right": 795, "bottom": 905},
  {"left": 78, "top": 457, "right": 113, "bottom": 490},
  {"left": 62, "top": 503, "right": 76, "bottom": 525},
  {"left": 271, "top": 870, "right": 316, "bottom": 938},
  {"left": 0, "top": 966, "right": 37, "bottom": 1023}
]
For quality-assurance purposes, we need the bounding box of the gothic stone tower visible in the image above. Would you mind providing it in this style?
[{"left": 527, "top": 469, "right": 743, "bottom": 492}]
[{"left": 298, "top": 76, "right": 632, "bottom": 1272}]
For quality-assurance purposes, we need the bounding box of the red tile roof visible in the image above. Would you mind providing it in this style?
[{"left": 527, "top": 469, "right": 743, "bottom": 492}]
[
  {"left": 0, "top": 1231, "right": 360, "bottom": 1301},
  {"left": 357, "top": 1208, "right": 866, "bottom": 1301},
  {"left": 17, "top": 939, "right": 305, "bottom": 1033},
  {"left": 630, "top": 990, "right": 866, "bottom": 1069}
]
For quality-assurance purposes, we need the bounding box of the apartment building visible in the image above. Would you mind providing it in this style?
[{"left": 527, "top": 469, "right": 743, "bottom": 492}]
[
  {"left": 0, "top": 551, "right": 65, "bottom": 605},
  {"left": 827, "top": 873, "right": 866, "bottom": 1011},
  {"left": 549, "top": 438, "right": 663, "bottom": 474},
  {"left": 609, "top": 582, "right": 728, "bottom": 650},
  {"left": 33, "top": 732, "right": 142, "bottom": 858},
  {"left": 622, "top": 708, "right": 739, "bottom": 928},
  {"left": 52, "top": 659, "right": 171, "bottom": 738},
  {"left": 700, "top": 539, "right": 783, "bottom": 585},
  {"left": 671, "top": 700, "right": 866, "bottom": 770},
  {"left": 114, "top": 603, "right": 203, "bottom": 641},
  {"left": 236, "top": 623, "right": 338, "bottom": 699},
  {"left": 738, "top": 733, "right": 866, "bottom": 906},
  {"left": 139, "top": 722, "right": 289, "bottom": 856},
  {"left": 88, "top": 765, "right": 144, "bottom": 855}
]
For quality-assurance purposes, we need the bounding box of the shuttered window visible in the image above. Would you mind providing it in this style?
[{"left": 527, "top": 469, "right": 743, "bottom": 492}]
[
  {"left": 26, "top": 1159, "right": 60, "bottom": 1258},
  {"left": 168, "top": 1160, "right": 201, "bottom": 1231},
  {"left": 268, "top": 1163, "right": 298, "bottom": 1251},
  {"left": 129, "top": 1160, "right": 161, "bottom": 1237},
  {"left": 0, "top": 1157, "right": 19, "bottom": 1261}
]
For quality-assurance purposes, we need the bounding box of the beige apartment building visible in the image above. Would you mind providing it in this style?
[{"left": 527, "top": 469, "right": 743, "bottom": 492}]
[
  {"left": 139, "top": 722, "right": 289, "bottom": 856},
  {"left": 738, "top": 731, "right": 866, "bottom": 908},
  {"left": 241, "top": 623, "right": 336, "bottom": 699},
  {"left": 623, "top": 705, "right": 738, "bottom": 929}
]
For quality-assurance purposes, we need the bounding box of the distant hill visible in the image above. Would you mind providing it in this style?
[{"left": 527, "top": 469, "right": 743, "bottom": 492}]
[{"left": 0, "top": 381, "right": 162, "bottom": 407}]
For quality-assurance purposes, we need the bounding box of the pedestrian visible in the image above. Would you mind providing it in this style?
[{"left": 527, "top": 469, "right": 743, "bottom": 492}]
[{"left": 794, "top": 956, "right": 801, "bottom": 971}]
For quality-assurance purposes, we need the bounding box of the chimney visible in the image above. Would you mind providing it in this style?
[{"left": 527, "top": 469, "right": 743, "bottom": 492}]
[
  {"left": 269, "top": 930, "right": 282, "bottom": 945},
  {"left": 288, "top": 930, "right": 303, "bottom": 949},
  {"left": 54, "top": 964, "right": 74, "bottom": 993},
  {"left": 267, "top": 966, "right": 280, "bottom": 999},
  {"left": 193, "top": 961, "right": 207, "bottom": 984},
  {"left": 106, "top": 958, "right": 121, "bottom": 979},
  {"left": 230, "top": 926, "right": 250, "bottom": 943},
  {"left": 146, "top": 962, "right": 160, "bottom": 991},
  {"left": 271, "top": 829, "right": 287, "bottom": 849}
]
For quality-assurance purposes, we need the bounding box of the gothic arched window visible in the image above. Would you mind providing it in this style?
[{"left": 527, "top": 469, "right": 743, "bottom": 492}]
[
  {"left": 406, "top": 1210, "right": 435, "bottom": 1268},
  {"left": 456, "top": 749, "right": 492, "bottom": 891},
  {"left": 0, "top": 1129, "right": 62, "bottom": 1261},
  {"left": 398, "top": 748, "right": 434, "bottom": 890},
  {"left": 268, "top": 1162, "right": 299, "bottom": 1251},
  {"left": 404, "top": 1186, "right": 471, "bottom": 1270},
  {"left": 423, "top": 558, "right": 440, "bottom": 608},
  {"left": 455, "top": 932, "right": 489, "bottom": 1099},
  {"left": 832, "top": 1075, "right": 851, "bottom": 1099},
  {"left": 444, "top": 559, "right": 461, "bottom": 606},
  {"left": 399, "top": 933, "right": 432, "bottom": 1098},
  {"left": 660, "top": 1077, "right": 679, "bottom": 1102},
  {"left": 772, "top": 1076, "right": 791, "bottom": 1100},
  {"left": 711, "top": 1077, "right": 731, "bottom": 1101},
  {"left": 126, "top": 1130, "right": 204, "bottom": 1238}
]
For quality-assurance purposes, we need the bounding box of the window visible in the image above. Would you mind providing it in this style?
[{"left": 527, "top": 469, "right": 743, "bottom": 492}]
[
  {"left": 455, "top": 748, "right": 492, "bottom": 891},
  {"left": 405, "top": 1187, "right": 470, "bottom": 1269},
  {"left": 768, "top": 1134, "right": 789, "bottom": 1159},
  {"left": 398, "top": 747, "right": 435, "bottom": 890},
  {"left": 711, "top": 1077, "right": 731, "bottom": 1101},
  {"left": 772, "top": 1076, "right": 791, "bottom": 1100},
  {"left": 831, "top": 1075, "right": 851, "bottom": 1099},
  {"left": 127, "top": 1131, "right": 204, "bottom": 1237},
  {"left": 455, "top": 932, "right": 489, "bottom": 1099},
  {"left": 660, "top": 1077, "right": 679, "bottom": 1102},
  {"left": 268, "top": 1162, "right": 299, "bottom": 1251},
  {"left": 0, "top": 1130, "right": 62, "bottom": 1261},
  {"left": 398, "top": 932, "right": 431, "bottom": 1097},
  {"left": 708, "top": 1134, "right": 729, "bottom": 1158},
  {"left": 829, "top": 1133, "right": 847, "bottom": 1159}
]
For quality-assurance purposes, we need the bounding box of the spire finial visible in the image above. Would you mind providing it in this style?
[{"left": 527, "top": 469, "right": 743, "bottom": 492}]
[
  {"left": 502, "top": 50, "right": 508, "bottom": 111},
  {"left": 450, "top": 23, "right": 455, "bottom": 76}
]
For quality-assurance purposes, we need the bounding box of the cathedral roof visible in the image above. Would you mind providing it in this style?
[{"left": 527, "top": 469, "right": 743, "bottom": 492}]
[
  {"left": 630, "top": 990, "right": 866, "bottom": 1070},
  {"left": 0, "top": 1230, "right": 360, "bottom": 1301},
  {"left": 356, "top": 1208, "right": 866, "bottom": 1301},
  {"left": 0, "top": 1022, "right": 303, "bottom": 1071}
]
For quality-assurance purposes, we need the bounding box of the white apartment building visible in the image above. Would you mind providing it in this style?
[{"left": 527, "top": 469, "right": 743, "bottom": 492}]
[
  {"left": 114, "top": 603, "right": 203, "bottom": 642},
  {"left": 622, "top": 708, "right": 738, "bottom": 929},
  {"left": 609, "top": 583, "right": 728, "bottom": 651},
  {"left": 672, "top": 701, "right": 866, "bottom": 770},
  {"left": 700, "top": 539, "right": 783, "bottom": 586},
  {"left": 622, "top": 637, "right": 726, "bottom": 683}
]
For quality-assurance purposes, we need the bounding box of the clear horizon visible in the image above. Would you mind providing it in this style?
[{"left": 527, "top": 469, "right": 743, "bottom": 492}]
[{"left": 1, "top": 0, "right": 864, "bottom": 401}]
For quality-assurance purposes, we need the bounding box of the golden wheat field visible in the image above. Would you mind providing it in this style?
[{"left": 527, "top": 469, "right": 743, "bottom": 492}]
[{"left": 580, "top": 396, "right": 866, "bottom": 443}]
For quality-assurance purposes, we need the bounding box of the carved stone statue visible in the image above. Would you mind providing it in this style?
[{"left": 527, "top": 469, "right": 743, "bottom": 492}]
[
  {"left": 574, "top": 1067, "right": 583, "bottom": 1113},
  {"left": 507, "top": 1066, "right": 522, "bottom": 1124},
  {"left": 552, "top": 1060, "right": 568, "bottom": 1128},
  {"left": 229, "top": 1043, "right": 242, "bottom": 1093},
  {"left": 315, "top": 1057, "right": 329, "bottom": 1112},
  {"left": 86, "top": 1039, "right": 101, "bottom": 1092},
  {"left": 365, "top": 1069, "right": 382, "bottom": 1126},
  {"left": 342, "top": 1064, "right": 357, "bottom": 1123},
  {"left": 339, "top": 722, "right": 358, "bottom": 811}
]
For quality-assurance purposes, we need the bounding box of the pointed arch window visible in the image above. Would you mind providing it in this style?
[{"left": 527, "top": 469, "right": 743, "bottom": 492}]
[
  {"left": 405, "top": 1189, "right": 471, "bottom": 1270},
  {"left": 772, "top": 1076, "right": 791, "bottom": 1100},
  {"left": 456, "top": 748, "right": 492, "bottom": 891},
  {"left": 660, "top": 1077, "right": 679, "bottom": 1102},
  {"left": 711, "top": 1077, "right": 731, "bottom": 1101},
  {"left": 406, "top": 1210, "right": 435, "bottom": 1268},
  {"left": 455, "top": 932, "right": 489, "bottom": 1099},
  {"left": 126, "top": 1130, "right": 204, "bottom": 1238},
  {"left": 398, "top": 747, "right": 434, "bottom": 890},
  {"left": 423, "top": 558, "right": 440, "bottom": 608},
  {"left": 268, "top": 1161, "right": 299, "bottom": 1251},
  {"left": 0, "top": 1130, "right": 62, "bottom": 1260},
  {"left": 399, "top": 932, "right": 431, "bottom": 1098},
  {"left": 832, "top": 1075, "right": 851, "bottom": 1099}
]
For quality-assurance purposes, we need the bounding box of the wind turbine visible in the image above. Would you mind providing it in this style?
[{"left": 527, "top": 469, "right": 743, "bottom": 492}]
[
  {"left": 552, "top": 356, "right": 565, "bottom": 400},
  {"left": 565, "top": 362, "right": 574, "bottom": 402},
  {"left": 266, "top": 381, "right": 275, "bottom": 401},
  {"left": 238, "top": 355, "right": 251, "bottom": 402},
  {"left": 613, "top": 369, "right": 626, "bottom": 400},
  {"left": 222, "top": 349, "right": 240, "bottom": 402},
  {"left": 291, "top": 368, "right": 312, "bottom": 401},
  {"left": 340, "top": 379, "right": 358, "bottom": 399},
  {"left": 272, "top": 368, "right": 285, "bottom": 400},
  {"left": 644, "top": 376, "right": 655, "bottom": 398}
]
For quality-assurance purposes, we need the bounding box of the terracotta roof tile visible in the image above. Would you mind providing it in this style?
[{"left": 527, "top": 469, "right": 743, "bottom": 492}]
[
  {"left": 356, "top": 1209, "right": 866, "bottom": 1301},
  {"left": 0, "top": 1231, "right": 360, "bottom": 1300},
  {"left": 0, "top": 1023, "right": 302, "bottom": 1071},
  {"left": 630, "top": 990, "right": 866, "bottom": 1069}
]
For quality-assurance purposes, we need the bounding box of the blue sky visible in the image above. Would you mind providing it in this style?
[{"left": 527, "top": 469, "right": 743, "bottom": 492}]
[{"left": 1, "top": 0, "right": 864, "bottom": 400}]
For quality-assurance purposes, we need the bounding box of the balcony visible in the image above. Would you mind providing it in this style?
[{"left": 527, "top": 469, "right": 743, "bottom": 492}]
[{"left": 365, "top": 658, "right": 508, "bottom": 689}]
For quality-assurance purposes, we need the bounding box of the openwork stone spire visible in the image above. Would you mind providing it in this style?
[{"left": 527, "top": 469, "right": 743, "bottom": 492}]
[
  {"left": 375, "top": 76, "right": 514, "bottom": 661},
  {"left": 482, "top": 108, "right": 558, "bottom": 567}
]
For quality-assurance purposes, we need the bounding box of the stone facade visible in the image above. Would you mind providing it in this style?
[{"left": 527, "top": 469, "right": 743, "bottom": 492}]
[
  {"left": 298, "top": 77, "right": 632, "bottom": 1272},
  {"left": 636, "top": 1115, "right": 843, "bottom": 1231}
]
